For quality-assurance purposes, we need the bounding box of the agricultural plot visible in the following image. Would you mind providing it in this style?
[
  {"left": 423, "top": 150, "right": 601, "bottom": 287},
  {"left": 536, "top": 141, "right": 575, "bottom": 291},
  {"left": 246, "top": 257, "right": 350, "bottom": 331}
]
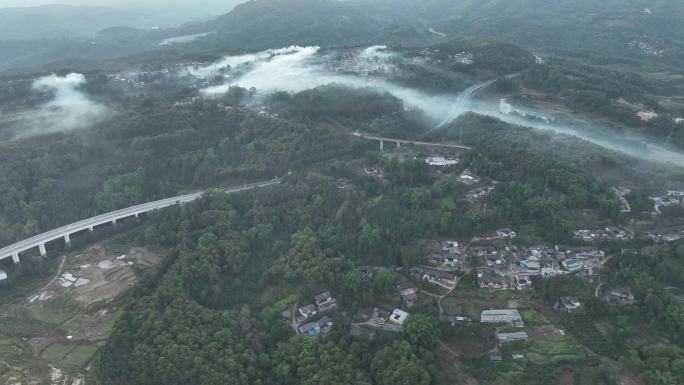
[
  {"left": 527, "top": 340, "right": 586, "bottom": 364},
  {"left": 41, "top": 342, "right": 100, "bottom": 368},
  {"left": 562, "top": 313, "right": 614, "bottom": 357}
]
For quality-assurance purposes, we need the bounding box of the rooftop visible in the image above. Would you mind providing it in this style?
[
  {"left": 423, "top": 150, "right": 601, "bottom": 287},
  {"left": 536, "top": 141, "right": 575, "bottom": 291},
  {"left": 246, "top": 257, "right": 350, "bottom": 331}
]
[{"left": 481, "top": 309, "right": 524, "bottom": 325}]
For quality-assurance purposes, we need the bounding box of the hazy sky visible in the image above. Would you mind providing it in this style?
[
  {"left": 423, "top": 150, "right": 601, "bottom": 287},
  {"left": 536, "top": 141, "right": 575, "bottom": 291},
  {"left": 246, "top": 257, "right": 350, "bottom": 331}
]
[
  {"left": 0, "top": 0, "right": 142, "bottom": 7},
  {"left": 0, "top": 0, "right": 247, "bottom": 15},
  {"left": 0, "top": 0, "right": 245, "bottom": 25}
]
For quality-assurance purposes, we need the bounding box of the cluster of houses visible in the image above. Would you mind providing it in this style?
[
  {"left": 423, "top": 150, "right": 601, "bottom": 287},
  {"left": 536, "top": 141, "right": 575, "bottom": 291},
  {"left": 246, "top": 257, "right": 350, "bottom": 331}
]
[
  {"left": 293, "top": 292, "right": 338, "bottom": 337},
  {"left": 450, "top": 52, "right": 474, "bottom": 65},
  {"left": 647, "top": 225, "right": 684, "bottom": 242},
  {"left": 364, "top": 307, "right": 411, "bottom": 332},
  {"left": 252, "top": 105, "right": 280, "bottom": 120},
  {"left": 473, "top": 242, "right": 605, "bottom": 290},
  {"left": 323, "top": 47, "right": 399, "bottom": 78},
  {"left": 573, "top": 227, "right": 632, "bottom": 241},
  {"left": 651, "top": 190, "right": 684, "bottom": 215},
  {"left": 107, "top": 69, "right": 175, "bottom": 88},
  {"left": 172, "top": 96, "right": 202, "bottom": 107}
]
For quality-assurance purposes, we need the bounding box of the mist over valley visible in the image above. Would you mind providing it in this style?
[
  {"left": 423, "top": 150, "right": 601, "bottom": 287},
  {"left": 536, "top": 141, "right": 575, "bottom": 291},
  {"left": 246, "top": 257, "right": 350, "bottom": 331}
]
[{"left": 2, "top": 2, "right": 684, "bottom": 385}]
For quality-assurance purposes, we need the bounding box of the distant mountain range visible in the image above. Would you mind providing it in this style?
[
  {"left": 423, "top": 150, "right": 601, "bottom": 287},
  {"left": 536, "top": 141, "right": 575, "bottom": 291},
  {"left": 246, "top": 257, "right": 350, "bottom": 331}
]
[
  {"left": 0, "top": 4, "right": 157, "bottom": 40},
  {"left": 3, "top": 0, "right": 684, "bottom": 71}
]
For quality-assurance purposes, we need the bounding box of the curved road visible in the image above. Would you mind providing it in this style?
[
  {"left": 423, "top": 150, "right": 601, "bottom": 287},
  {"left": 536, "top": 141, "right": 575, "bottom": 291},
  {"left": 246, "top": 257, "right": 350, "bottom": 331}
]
[{"left": 0, "top": 178, "right": 282, "bottom": 263}]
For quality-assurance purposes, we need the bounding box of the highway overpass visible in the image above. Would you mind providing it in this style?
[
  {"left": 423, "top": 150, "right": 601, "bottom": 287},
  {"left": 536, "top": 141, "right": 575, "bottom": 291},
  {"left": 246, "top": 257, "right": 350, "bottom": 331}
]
[
  {"left": 352, "top": 132, "right": 472, "bottom": 151},
  {"left": 0, "top": 178, "right": 282, "bottom": 264}
]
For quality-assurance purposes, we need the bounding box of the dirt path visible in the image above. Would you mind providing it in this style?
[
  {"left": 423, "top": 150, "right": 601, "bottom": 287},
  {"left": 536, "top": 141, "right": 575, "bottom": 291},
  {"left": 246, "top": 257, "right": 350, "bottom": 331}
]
[
  {"left": 423, "top": 237, "right": 478, "bottom": 316},
  {"left": 595, "top": 282, "right": 605, "bottom": 298},
  {"left": 27, "top": 255, "right": 66, "bottom": 303},
  {"left": 290, "top": 303, "right": 298, "bottom": 331},
  {"left": 439, "top": 342, "right": 461, "bottom": 357}
]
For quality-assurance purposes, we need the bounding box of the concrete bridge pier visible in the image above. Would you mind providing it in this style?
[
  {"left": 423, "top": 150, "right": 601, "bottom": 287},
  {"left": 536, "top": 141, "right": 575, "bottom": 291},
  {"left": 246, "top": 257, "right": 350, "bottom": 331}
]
[
  {"left": 379, "top": 140, "right": 384, "bottom": 151},
  {"left": 134, "top": 213, "right": 140, "bottom": 222},
  {"left": 64, "top": 233, "right": 71, "bottom": 246},
  {"left": 396, "top": 141, "right": 401, "bottom": 148},
  {"left": 39, "top": 243, "right": 46, "bottom": 256},
  {"left": 89, "top": 226, "right": 94, "bottom": 232},
  {"left": 12, "top": 252, "right": 19, "bottom": 264}
]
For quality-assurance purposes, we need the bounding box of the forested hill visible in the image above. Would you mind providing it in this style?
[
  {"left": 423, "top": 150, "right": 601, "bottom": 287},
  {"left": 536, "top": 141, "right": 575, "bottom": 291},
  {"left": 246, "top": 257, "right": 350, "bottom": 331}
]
[
  {"left": 5, "top": 0, "right": 684, "bottom": 71},
  {"left": 418, "top": 0, "right": 684, "bottom": 66}
]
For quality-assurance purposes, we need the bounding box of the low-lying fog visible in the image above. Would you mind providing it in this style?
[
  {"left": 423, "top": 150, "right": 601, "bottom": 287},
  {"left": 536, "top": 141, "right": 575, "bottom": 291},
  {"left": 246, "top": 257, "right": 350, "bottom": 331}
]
[
  {"left": 20, "top": 73, "right": 109, "bottom": 137},
  {"left": 193, "top": 45, "right": 684, "bottom": 168}
]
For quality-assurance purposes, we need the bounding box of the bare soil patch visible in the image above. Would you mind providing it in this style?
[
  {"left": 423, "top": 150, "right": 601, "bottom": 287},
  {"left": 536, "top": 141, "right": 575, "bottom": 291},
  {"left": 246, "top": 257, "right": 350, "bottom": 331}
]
[
  {"left": 0, "top": 243, "right": 164, "bottom": 385},
  {"left": 436, "top": 344, "right": 480, "bottom": 385}
]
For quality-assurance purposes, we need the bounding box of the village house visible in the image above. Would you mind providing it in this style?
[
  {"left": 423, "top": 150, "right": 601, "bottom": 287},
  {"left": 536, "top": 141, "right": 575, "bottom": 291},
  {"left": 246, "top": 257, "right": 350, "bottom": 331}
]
[
  {"left": 442, "top": 240, "right": 460, "bottom": 253},
  {"left": 604, "top": 289, "right": 635, "bottom": 305},
  {"left": 559, "top": 296, "right": 582, "bottom": 312},
  {"left": 398, "top": 282, "right": 418, "bottom": 306},
  {"left": 315, "top": 292, "right": 337, "bottom": 312},
  {"left": 470, "top": 245, "right": 499, "bottom": 267},
  {"left": 441, "top": 240, "right": 463, "bottom": 269},
  {"left": 388, "top": 309, "right": 410, "bottom": 326},
  {"left": 299, "top": 316, "right": 333, "bottom": 337},
  {"left": 409, "top": 266, "right": 457, "bottom": 289},
  {"left": 465, "top": 184, "right": 496, "bottom": 202},
  {"left": 553, "top": 245, "right": 603, "bottom": 261},
  {"left": 364, "top": 167, "right": 382, "bottom": 177},
  {"left": 519, "top": 259, "right": 541, "bottom": 271},
  {"left": 425, "top": 156, "right": 459, "bottom": 167},
  {"left": 441, "top": 315, "right": 473, "bottom": 325},
  {"left": 298, "top": 304, "right": 317, "bottom": 320},
  {"left": 496, "top": 228, "right": 517, "bottom": 239},
  {"left": 478, "top": 269, "right": 506, "bottom": 289},
  {"left": 489, "top": 352, "right": 503, "bottom": 362},
  {"left": 515, "top": 275, "right": 533, "bottom": 289},
  {"left": 496, "top": 331, "right": 529, "bottom": 344},
  {"left": 335, "top": 178, "right": 352, "bottom": 190},
  {"left": 562, "top": 259, "right": 583, "bottom": 272},
  {"left": 443, "top": 252, "right": 463, "bottom": 269},
  {"left": 357, "top": 266, "right": 381, "bottom": 279},
  {"left": 0, "top": 269, "right": 7, "bottom": 281},
  {"left": 458, "top": 169, "right": 479, "bottom": 185},
  {"left": 371, "top": 308, "right": 390, "bottom": 326},
  {"left": 481, "top": 309, "right": 524, "bottom": 327}
]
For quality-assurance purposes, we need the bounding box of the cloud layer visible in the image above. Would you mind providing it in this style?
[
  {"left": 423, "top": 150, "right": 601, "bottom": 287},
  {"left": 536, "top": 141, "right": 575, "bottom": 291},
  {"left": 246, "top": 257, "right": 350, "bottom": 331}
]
[
  {"left": 193, "top": 46, "right": 684, "bottom": 168},
  {"left": 23, "top": 73, "right": 109, "bottom": 136}
]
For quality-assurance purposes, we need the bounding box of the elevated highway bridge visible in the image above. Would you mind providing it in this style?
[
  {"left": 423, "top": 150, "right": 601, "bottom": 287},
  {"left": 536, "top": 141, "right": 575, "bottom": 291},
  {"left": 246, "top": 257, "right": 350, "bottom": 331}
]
[{"left": 0, "top": 178, "right": 281, "bottom": 264}]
